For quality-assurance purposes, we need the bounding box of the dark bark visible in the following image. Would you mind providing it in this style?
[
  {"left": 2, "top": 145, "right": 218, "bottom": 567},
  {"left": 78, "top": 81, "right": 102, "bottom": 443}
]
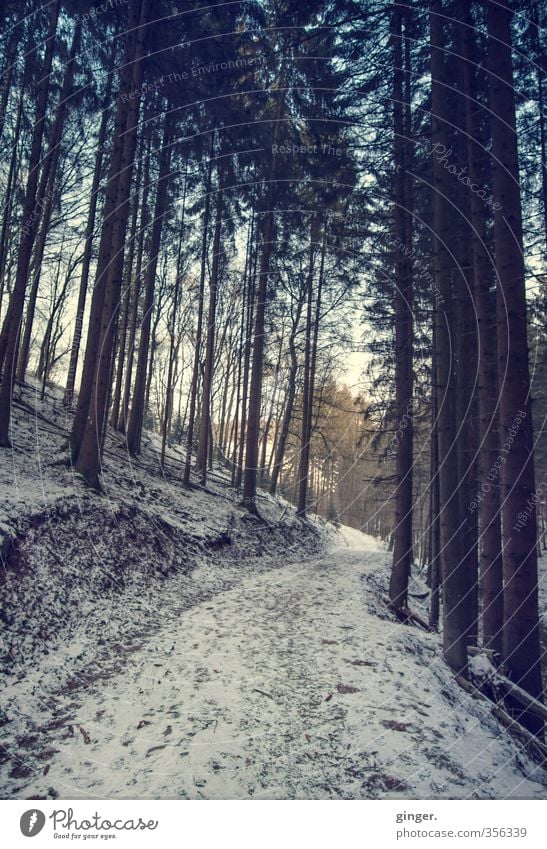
[
  {"left": 230, "top": 215, "right": 253, "bottom": 485},
  {"left": 269, "top": 291, "right": 306, "bottom": 495},
  {"left": 160, "top": 174, "right": 187, "bottom": 468},
  {"left": 196, "top": 166, "right": 224, "bottom": 481},
  {"left": 0, "top": 27, "right": 17, "bottom": 141},
  {"left": 16, "top": 19, "right": 82, "bottom": 384},
  {"left": 430, "top": 0, "right": 468, "bottom": 674},
  {"left": 183, "top": 130, "right": 215, "bottom": 486},
  {"left": 531, "top": 1, "right": 547, "bottom": 252},
  {"left": 459, "top": 0, "right": 503, "bottom": 651},
  {"left": 126, "top": 112, "right": 173, "bottom": 456},
  {"left": 297, "top": 217, "right": 326, "bottom": 516},
  {"left": 118, "top": 127, "right": 152, "bottom": 433},
  {"left": 235, "top": 214, "right": 256, "bottom": 489},
  {"left": 0, "top": 0, "right": 61, "bottom": 445},
  {"left": 64, "top": 61, "right": 114, "bottom": 407},
  {"left": 453, "top": 13, "right": 479, "bottom": 647},
  {"left": 74, "top": 0, "right": 150, "bottom": 485},
  {"left": 259, "top": 336, "right": 282, "bottom": 480},
  {"left": 0, "top": 82, "right": 24, "bottom": 315},
  {"left": 241, "top": 87, "right": 284, "bottom": 513},
  {"left": 389, "top": 2, "right": 414, "bottom": 608},
  {"left": 487, "top": 0, "right": 544, "bottom": 733},
  {"left": 69, "top": 3, "right": 143, "bottom": 462},
  {"left": 110, "top": 191, "right": 139, "bottom": 429},
  {"left": 429, "top": 319, "right": 441, "bottom": 629}
]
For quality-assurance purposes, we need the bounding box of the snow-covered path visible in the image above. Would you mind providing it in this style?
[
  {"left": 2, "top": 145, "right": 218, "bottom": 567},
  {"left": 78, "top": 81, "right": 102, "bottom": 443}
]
[{"left": 5, "top": 527, "right": 546, "bottom": 800}]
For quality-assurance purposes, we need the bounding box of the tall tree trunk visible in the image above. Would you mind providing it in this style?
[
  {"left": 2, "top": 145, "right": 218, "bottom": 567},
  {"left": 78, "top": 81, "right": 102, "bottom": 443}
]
[
  {"left": 144, "top": 304, "right": 161, "bottom": 426},
  {"left": 259, "top": 336, "right": 283, "bottom": 480},
  {"left": 267, "top": 396, "right": 282, "bottom": 479},
  {"left": 0, "top": 82, "right": 24, "bottom": 316},
  {"left": 429, "top": 320, "right": 441, "bottom": 629},
  {"left": 217, "top": 358, "right": 231, "bottom": 458},
  {"left": 0, "top": 0, "right": 61, "bottom": 446},
  {"left": 160, "top": 177, "right": 187, "bottom": 467},
  {"left": 74, "top": 0, "right": 150, "bottom": 484},
  {"left": 296, "top": 228, "right": 317, "bottom": 517},
  {"left": 452, "top": 21, "right": 479, "bottom": 648},
  {"left": 64, "top": 60, "right": 114, "bottom": 407},
  {"left": 110, "top": 187, "right": 139, "bottom": 428},
  {"left": 16, "top": 19, "right": 82, "bottom": 383},
  {"left": 234, "top": 213, "right": 256, "bottom": 488},
  {"left": 389, "top": 1, "right": 414, "bottom": 607},
  {"left": 296, "top": 240, "right": 315, "bottom": 517},
  {"left": 196, "top": 167, "right": 223, "bottom": 482},
  {"left": 118, "top": 127, "right": 152, "bottom": 432},
  {"left": 230, "top": 257, "right": 248, "bottom": 484},
  {"left": 0, "top": 27, "right": 18, "bottom": 142},
  {"left": 109, "top": 86, "right": 141, "bottom": 429},
  {"left": 487, "top": 0, "right": 544, "bottom": 733},
  {"left": 531, "top": 1, "right": 547, "bottom": 252},
  {"left": 183, "top": 130, "right": 215, "bottom": 486},
  {"left": 242, "top": 89, "right": 284, "bottom": 513},
  {"left": 297, "top": 217, "right": 326, "bottom": 516},
  {"left": 126, "top": 112, "right": 173, "bottom": 456},
  {"left": 269, "top": 296, "right": 305, "bottom": 496},
  {"left": 430, "top": 0, "right": 467, "bottom": 675},
  {"left": 459, "top": 0, "right": 503, "bottom": 651},
  {"left": 69, "top": 2, "right": 144, "bottom": 462}
]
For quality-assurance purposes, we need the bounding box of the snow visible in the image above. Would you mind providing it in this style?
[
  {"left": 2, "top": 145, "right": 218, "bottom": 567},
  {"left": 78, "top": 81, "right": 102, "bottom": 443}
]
[
  {"left": 1, "top": 384, "right": 546, "bottom": 800},
  {"left": 337, "top": 523, "right": 382, "bottom": 552},
  {"left": 469, "top": 653, "right": 498, "bottom": 681}
]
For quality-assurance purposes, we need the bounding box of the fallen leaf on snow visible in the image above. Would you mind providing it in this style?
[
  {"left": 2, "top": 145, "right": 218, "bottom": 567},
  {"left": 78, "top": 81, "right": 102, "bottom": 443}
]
[
  {"left": 37, "top": 749, "right": 58, "bottom": 761},
  {"left": 381, "top": 720, "right": 411, "bottom": 732},
  {"left": 78, "top": 726, "right": 91, "bottom": 744},
  {"left": 381, "top": 773, "right": 409, "bottom": 790},
  {"left": 336, "top": 683, "right": 360, "bottom": 694}
]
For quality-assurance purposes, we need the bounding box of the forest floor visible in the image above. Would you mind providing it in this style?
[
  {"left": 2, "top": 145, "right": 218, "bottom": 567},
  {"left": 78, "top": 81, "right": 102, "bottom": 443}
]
[{"left": 1, "top": 381, "right": 546, "bottom": 800}]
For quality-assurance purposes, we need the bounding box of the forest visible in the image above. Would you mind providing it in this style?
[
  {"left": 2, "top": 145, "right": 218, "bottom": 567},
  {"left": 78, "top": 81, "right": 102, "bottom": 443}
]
[{"left": 0, "top": 0, "right": 547, "bottom": 802}]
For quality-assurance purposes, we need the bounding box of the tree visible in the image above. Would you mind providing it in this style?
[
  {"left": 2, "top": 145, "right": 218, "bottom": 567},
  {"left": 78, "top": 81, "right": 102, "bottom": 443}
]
[
  {"left": 183, "top": 130, "right": 215, "bottom": 487},
  {"left": 195, "top": 160, "right": 224, "bottom": 481},
  {"left": 73, "top": 0, "right": 150, "bottom": 485},
  {"left": 429, "top": 0, "right": 468, "bottom": 675},
  {"left": 487, "top": 0, "right": 543, "bottom": 733},
  {"left": 64, "top": 55, "right": 115, "bottom": 407},
  {"left": 126, "top": 109, "right": 173, "bottom": 456},
  {"left": 242, "top": 90, "right": 283, "bottom": 514},
  {"left": 16, "top": 18, "right": 83, "bottom": 384},
  {"left": 388, "top": 1, "right": 414, "bottom": 609},
  {"left": 0, "top": 0, "right": 61, "bottom": 445},
  {"left": 457, "top": 0, "right": 502, "bottom": 651}
]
